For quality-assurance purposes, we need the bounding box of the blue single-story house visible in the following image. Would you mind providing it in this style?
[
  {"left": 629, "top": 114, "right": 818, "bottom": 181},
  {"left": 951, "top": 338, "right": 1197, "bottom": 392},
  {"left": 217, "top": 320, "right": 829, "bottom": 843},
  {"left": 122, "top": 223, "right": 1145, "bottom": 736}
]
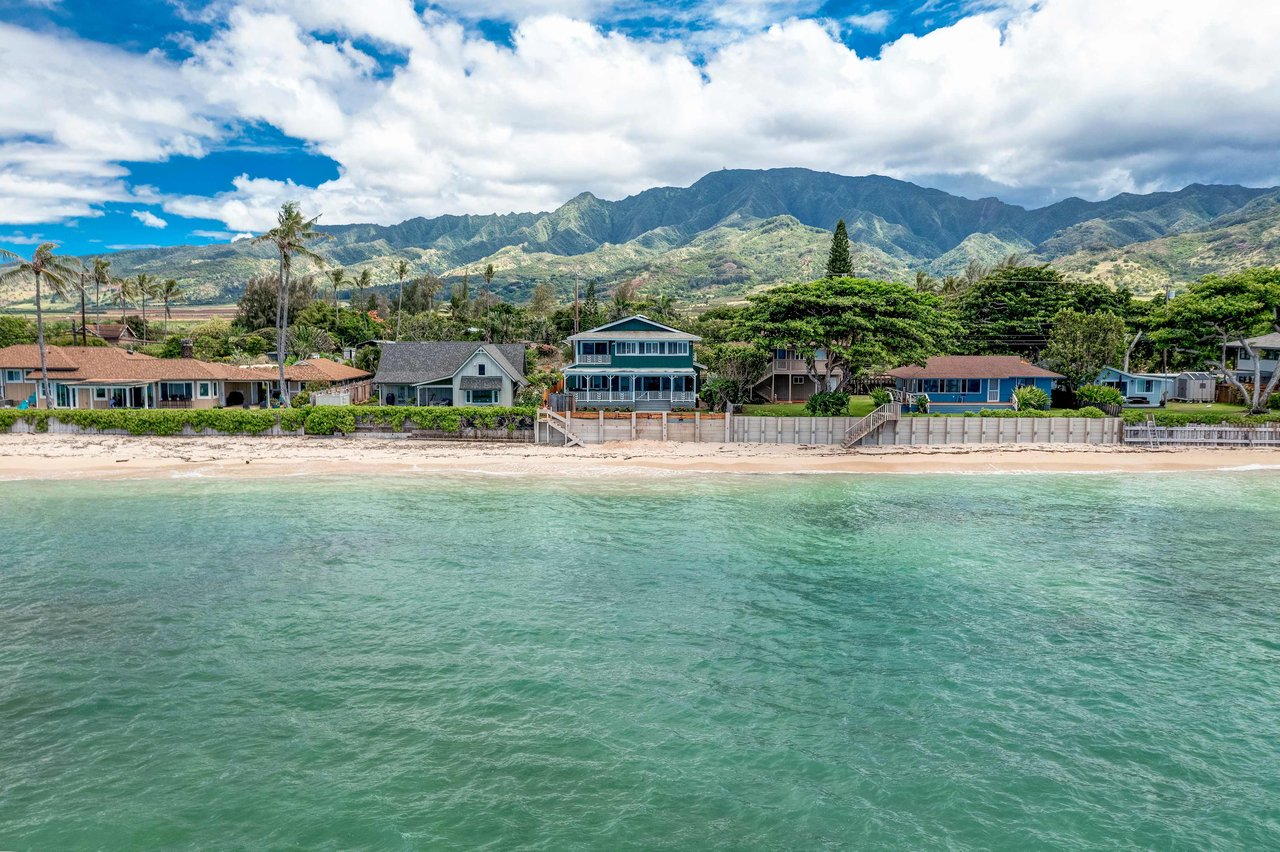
[
  {"left": 887, "top": 355, "right": 1062, "bottom": 413},
  {"left": 1096, "top": 366, "right": 1175, "bottom": 407}
]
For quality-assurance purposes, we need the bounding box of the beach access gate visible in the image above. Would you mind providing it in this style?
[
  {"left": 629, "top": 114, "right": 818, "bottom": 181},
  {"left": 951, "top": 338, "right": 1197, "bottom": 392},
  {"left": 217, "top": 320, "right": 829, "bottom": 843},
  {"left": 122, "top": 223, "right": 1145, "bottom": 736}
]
[{"left": 536, "top": 409, "right": 1125, "bottom": 447}]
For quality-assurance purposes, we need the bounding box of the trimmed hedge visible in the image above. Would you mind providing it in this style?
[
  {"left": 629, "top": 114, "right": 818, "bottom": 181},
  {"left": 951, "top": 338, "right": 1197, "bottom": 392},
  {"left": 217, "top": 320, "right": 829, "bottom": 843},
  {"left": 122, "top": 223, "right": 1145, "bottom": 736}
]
[
  {"left": 1121, "top": 409, "right": 1280, "bottom": 427},
  {"left": 0, "top": 405, "right": 534, "bottom": 436}
]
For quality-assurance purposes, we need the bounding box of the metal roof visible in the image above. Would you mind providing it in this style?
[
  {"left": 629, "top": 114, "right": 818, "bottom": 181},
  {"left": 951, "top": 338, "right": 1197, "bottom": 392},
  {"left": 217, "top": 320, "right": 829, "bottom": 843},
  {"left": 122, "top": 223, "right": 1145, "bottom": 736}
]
[{"left": 372, "top": 342, "right": 527, "bottom": 385}]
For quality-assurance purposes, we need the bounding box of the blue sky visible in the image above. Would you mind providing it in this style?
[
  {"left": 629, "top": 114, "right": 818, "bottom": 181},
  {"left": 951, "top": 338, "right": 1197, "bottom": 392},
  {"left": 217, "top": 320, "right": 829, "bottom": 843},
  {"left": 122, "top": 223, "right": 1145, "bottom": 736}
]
[{"left": 2, "top": 0, "right": 1279, "bottom": 259}]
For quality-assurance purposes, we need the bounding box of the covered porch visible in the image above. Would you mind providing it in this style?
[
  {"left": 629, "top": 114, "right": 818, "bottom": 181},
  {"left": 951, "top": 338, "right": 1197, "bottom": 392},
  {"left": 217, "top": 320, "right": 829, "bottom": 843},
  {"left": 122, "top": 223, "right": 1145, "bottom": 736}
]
[{"left": 566, "top": 369, "right": 699, "bottom": 409}]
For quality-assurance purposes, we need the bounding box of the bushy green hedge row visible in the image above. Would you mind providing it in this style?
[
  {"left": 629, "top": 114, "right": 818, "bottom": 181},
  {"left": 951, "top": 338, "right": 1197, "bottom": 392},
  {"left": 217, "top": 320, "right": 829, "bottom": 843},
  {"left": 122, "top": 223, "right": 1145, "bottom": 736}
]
[
  {"left": 0, "top": 407, "right": 304, "bottom": 435},
  {"left": 1120, "top": 410, "right": 1280, "bottom": 427},
  {"left": 0, "top": 405, "right": 534, "bottom": 436}
]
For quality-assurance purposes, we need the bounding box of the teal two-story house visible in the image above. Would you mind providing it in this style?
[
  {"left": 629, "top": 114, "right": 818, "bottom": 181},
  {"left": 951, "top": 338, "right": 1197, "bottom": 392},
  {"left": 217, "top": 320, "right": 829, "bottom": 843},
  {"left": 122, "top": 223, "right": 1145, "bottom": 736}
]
[{"left": 564, "top": 315, "right": 702, "bottom": 410}]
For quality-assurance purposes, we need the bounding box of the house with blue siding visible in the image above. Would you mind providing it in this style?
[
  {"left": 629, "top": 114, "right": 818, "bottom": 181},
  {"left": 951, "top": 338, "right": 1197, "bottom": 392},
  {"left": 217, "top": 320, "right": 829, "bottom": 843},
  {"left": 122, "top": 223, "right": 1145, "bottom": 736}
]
[
  {"left": 1095, "top": 366, "right": 1176, "bottom": 407},
  {"left": 564, "top": 315, "right": 702, "bottom": 410},
  {"left": 887, "top": 356, "right": 1062, "bottom": 413}
]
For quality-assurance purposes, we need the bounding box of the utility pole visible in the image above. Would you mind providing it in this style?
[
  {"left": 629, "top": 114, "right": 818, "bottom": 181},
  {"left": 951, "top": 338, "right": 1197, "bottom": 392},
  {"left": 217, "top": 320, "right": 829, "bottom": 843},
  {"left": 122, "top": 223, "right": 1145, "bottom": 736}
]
[{"left": 79, "top": 270, "right": 88, "bottom": 345}]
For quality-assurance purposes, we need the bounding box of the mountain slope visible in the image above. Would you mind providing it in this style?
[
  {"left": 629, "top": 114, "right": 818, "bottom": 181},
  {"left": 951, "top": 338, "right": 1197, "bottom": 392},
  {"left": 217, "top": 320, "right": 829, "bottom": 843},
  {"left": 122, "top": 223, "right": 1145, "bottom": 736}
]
[{"left": 63, "top": 169, "right": 1280, "bottom": 304}]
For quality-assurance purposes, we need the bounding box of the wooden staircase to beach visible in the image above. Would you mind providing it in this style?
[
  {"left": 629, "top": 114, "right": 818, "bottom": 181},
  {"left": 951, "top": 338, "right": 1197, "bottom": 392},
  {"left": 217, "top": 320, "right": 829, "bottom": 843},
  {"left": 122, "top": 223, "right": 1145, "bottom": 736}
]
[
  {"left": 538, "top": 408, "right": 585, "bottom": 447},
  {"left": 841, "top": 401, "right": 901, "bottom": 448}
]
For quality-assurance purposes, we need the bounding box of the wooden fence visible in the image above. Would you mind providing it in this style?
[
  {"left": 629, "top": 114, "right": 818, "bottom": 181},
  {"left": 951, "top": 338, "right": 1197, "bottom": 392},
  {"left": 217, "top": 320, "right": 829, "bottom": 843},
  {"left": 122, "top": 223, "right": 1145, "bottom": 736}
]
[
  {"left": 1123, "top": 424, "right": 1280, "bottom": 446},
  {"left": 536, "top": 410, "right": 1124, "bottom": 447}
]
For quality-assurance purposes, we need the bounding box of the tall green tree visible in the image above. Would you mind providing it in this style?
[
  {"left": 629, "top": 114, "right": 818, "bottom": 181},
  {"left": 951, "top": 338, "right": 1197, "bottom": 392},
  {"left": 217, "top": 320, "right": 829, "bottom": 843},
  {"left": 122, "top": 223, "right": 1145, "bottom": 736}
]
[
  {"left": 157, "top": 278, "right": 185, "bottom": 333},
  {"left": 1041, "top": 309, "right": 1126, "bottom": 397},
  {"left": 739, "top": 277, "right": 957, "bottom": 391},
  {"left": 393, "top": 258, "right": 411, "bottom": 340},
  {"left": 325, "top": 267, "right": 346, "bottom": 325},
  {"left": 90, "top": 257, "right": 113, "bottom": 332},
  {"left": 254, "top": 201, "right": 330, "bottom": 404},
  {"left": 133, "top": 273, "right": 158, "bottom": 342},
  {"left": 1150, "top": 269, "right": 1280, "bottom": 411},
  {"left": 952, "top": 265, "right": 1115, "bottom": 356},
  {"left": 825, "top": 219, "right": 853, "bottom": 277},
  {"left": 0, "top": 244, "right": 81, "bottom": 408},
  {"left": 700, "top": 342, "right": 771, "bottom": 409},
  {"left": 581, "top": 280, "right": 600, "bottom": 327},
  {"left": 354, "top": 268, "right": 374, "bottom": 311}
]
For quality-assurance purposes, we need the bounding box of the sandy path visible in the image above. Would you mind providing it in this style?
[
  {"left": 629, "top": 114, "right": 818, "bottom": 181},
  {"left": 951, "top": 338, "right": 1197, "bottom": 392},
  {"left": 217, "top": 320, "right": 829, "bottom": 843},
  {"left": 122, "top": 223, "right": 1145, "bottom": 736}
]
[{"left": 2, "top": 434, "right": 1279, "bottom": 480}]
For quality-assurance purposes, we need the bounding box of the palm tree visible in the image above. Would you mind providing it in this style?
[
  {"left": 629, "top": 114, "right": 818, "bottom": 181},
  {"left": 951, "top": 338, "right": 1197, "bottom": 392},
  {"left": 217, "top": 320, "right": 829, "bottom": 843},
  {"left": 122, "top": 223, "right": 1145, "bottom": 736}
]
[
  {"left": 394, "top": 258, "right": 411, "bottom": 340},
  {"left": 90, "top": 257, "right": 112, "bottom": 332},
  {"left": 112, "top": 276, "right": 134, "bottom": 323},
  {"left": 253, "top": 201, "right": 330, "bottom": 405},
  {"left": 354, "top": 268, "right": 373, "bottom": 311},
  {"left": 157, "top": 279, "right": 185, "bottom": 333},
  {"left": 133, "top": 273, "right": 158, "bottom": 342},
  {"left": 286, "top": 324, "right": 336, "bottom": 356},
  {"left": 326, "top": 267, "right": 346, "bottom": 325},
  {"left": 0, "top": 244, "right": 81, "bottom": 409}
]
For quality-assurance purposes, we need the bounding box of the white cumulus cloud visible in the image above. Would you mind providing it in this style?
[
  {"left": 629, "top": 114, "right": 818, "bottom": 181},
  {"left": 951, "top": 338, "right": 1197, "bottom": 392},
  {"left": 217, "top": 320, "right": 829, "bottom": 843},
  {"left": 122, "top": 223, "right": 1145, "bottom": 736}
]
[
  {"left": 3, "top": 0, "right": 1280, "bottom": 232},
  {"left": 131, "top": 209, "right": 169, "bottom": 228}
]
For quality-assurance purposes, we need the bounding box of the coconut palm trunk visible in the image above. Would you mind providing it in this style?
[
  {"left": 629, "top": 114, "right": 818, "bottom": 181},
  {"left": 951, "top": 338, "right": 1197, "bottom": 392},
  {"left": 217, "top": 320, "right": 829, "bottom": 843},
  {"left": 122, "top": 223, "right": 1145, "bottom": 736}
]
[{"left": 33, "top": 272, "right": 51, "bottom": 408}]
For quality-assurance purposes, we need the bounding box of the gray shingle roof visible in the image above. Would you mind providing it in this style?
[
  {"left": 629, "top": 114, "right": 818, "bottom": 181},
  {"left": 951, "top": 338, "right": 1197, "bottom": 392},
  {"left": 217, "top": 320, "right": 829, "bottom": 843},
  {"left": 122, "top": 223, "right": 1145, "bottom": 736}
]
[{"left": 372, "top": 342, "right": 527, "bottom": 385}]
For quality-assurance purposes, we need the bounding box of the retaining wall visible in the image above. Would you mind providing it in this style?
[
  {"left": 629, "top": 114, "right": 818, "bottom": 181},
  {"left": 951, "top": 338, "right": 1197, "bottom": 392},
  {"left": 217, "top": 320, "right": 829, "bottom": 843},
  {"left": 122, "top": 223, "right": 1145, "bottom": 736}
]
[
  {"left": 542, "top": 412, "right": 1124, "bottom": 446},
  {"left": 859, "top": 417, "right": 1124, "bottom": 446}
]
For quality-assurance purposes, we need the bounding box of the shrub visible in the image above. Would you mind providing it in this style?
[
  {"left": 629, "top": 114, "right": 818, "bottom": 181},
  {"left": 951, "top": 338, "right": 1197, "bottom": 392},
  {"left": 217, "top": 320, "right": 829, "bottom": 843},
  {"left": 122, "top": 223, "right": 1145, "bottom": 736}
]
[
  {"left": 1013, "top": 385, "right": 1051, "bottom": 411},
  {"left": 304, "top": 406, "right": 355, "bottom": 435},
  {"left": 805, "top": 390, "right": 850, "bottom": 416},
  {"left": 869, "top": 387, "right": 892, "bottom": 407},
  {"left": 1076, "top": 406, "right": 1106, "bottom": 418},
  {"left": 1076, "top": 384, "right": 1125, "bottom": 407},
  {"left": 1270, "top": 392, "right": 1280, "bottom": 411},
  {"left": 914, "top": 393, "right": 929, "bottom": 414},
  {"left": 291, "top": 390, "right": 311, "bottom": 408}
]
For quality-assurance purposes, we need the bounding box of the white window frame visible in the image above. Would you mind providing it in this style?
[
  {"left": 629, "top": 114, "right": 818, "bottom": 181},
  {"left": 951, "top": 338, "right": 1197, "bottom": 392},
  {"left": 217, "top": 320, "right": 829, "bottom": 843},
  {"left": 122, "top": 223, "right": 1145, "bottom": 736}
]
[
  {"left": 197, "top": 381, "right": 217, "bottom": 399},
  {"left": 465, "top": 389, "right": 499, "bottom": 406},
  {"left": 94, "top": 387, "right": 108, "bottom": 400},
  {"left": 477, "top": 363, "right": 486, "bottom": 376},
  {"left": 4, "top": 369, "right": 22, "bottom": 383}
]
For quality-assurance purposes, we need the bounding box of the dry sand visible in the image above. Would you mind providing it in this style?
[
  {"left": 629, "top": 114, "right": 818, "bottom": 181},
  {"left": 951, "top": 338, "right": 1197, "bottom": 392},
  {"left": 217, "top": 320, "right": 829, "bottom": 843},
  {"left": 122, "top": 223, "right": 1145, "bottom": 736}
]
[{"left": 1, "top": 433, "right": 1278, "bottom": 480}]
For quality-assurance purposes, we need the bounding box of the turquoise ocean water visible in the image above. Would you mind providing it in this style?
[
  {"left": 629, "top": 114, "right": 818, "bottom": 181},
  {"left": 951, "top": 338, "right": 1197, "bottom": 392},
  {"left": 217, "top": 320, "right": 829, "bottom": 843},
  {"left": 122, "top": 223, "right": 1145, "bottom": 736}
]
[{"left": 1, "top": 472, "right": 1279, "bottom": 850}]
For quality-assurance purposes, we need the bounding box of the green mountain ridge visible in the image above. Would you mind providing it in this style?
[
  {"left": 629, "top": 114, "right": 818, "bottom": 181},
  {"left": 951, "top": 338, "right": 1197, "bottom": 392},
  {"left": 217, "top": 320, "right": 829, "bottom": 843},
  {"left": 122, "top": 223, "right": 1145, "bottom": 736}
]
[{"left": 38, "top": 169, "right": 1280, "bottom": 305}]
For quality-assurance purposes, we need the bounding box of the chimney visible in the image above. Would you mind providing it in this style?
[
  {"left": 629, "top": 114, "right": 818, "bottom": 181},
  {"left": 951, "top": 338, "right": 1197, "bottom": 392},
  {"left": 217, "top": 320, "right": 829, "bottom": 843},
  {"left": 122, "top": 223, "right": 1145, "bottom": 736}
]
[{"left": 181, "top": 338, "right": 194, "bottom": 359}]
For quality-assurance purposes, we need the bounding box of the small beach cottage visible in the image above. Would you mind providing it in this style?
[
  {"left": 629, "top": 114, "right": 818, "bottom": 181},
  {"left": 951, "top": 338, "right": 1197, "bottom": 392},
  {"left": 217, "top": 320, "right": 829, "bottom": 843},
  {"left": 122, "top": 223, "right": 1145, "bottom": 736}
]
[
  {"left": 887, "top": 356, "right": 1062, "bottom": 413},
  {"left": 372, "top": 342, "right": 528, "bottom": 406},
  {"left": 563, "top": 315, "right": 702, "bottom": 410},
  {"left": 1095, "top": 367, "right": 1176, "bottom": 407}
]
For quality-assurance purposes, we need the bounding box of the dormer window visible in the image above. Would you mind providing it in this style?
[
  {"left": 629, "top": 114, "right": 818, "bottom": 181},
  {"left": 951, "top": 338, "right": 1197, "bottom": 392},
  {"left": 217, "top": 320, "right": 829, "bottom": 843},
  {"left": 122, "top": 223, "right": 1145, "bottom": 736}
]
[{"left": 477, "top": 363, "right": 486, "bottom": 376}]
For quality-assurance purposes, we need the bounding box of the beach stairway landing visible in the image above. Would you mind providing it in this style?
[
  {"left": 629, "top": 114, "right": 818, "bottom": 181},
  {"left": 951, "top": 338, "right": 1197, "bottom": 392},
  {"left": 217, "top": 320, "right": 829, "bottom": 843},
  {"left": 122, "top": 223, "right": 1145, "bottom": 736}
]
[
  {"left": 841, "top": 402, "right": 900, "bottom": 448},
  {"left": 538, "top": 408, "right": 585, "bottom": 448}
]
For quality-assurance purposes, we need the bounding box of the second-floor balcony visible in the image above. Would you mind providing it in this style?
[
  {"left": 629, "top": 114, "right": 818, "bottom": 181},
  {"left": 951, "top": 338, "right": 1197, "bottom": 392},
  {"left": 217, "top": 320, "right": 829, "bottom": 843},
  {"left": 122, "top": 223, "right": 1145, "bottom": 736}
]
[{"left": 578, "top": 353, "right": 611, "bottom": 365}]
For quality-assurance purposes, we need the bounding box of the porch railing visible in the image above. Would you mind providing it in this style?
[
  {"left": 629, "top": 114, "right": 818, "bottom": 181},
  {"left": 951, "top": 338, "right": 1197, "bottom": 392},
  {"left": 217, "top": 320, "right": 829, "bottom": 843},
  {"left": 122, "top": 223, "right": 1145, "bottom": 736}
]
[
  {"left": 157, "top": 399, "right": 193, "bottom": 409},
  {"left": 578, "top": 354, "right": 611, "bottom": 365},
  {"left": 571, "top": 390, "right": 697, "bottom": 403}
]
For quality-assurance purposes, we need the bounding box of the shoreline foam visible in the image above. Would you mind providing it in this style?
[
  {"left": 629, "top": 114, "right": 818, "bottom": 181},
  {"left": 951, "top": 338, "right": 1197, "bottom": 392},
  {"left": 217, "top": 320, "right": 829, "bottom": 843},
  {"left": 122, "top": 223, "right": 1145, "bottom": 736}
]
[{"left": 3, "top": 434, "right": 1279, "bottom": 480}]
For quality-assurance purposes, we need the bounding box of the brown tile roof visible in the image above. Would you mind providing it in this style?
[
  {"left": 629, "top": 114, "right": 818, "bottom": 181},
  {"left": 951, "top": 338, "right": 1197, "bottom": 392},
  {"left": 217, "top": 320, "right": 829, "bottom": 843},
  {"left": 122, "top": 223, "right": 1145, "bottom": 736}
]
[
  {"left": 0, "top": 345, "right": 368, "bottom": 385},
  {"left": 887, "top": 355, "right": 1063, "bottom": 380}
]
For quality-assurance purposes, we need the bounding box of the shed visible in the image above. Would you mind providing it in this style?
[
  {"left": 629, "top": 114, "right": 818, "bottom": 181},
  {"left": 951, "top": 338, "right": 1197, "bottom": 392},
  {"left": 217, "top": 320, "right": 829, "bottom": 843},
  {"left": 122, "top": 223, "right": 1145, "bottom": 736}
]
[{"left": 1174, "top": 372, "right": 1216, "bottom": 403}]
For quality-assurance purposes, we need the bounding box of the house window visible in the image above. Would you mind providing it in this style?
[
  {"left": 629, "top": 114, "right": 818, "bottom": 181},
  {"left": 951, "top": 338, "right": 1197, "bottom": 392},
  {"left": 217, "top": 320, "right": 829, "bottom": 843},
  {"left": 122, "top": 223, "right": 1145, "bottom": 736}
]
[
  {"left": 923, "top": 379, "right": 942, "bottom": 393},
  {"left": 775, "top": 349, "right": 789, "bottom": 361},
  {"left": 477, "top": 363, "right": 486, "bottom": 376},
  {"left": 55, "top": 384, "right": 73, "bottom": 408},
  {"left": 198, "top": 382, "right": 215, "bottom": 398},
  {"left": 581, "top": 341, "right": 609, "bottom": 357},
  {"left": 4, "top": 369, "right": 21, "bottom": 383},
  {"left": 966, "top": 379, "right": 981, "bottom": 394},
  {"left": 466, "top": 389, "right": 498, "bottom": 405},
  {"left": 944, "top": 379, "right": 961, "bottom": 393},
  {"left": 161, "top": 382, "right": 192, "bottom": 400},
  {"left": 94, "top": 387, "right": 108, "bottom": 400},
  {"left": 792, "top": 375, "right": 806, "bottom": 384}
]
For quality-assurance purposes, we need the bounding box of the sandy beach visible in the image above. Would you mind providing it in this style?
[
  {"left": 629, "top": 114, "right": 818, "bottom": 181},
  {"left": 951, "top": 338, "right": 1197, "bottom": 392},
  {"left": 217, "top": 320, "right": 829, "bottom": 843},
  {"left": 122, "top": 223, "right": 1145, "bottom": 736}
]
[{"left": 1, "top": 433, "right": 1278, "bottom": 480}]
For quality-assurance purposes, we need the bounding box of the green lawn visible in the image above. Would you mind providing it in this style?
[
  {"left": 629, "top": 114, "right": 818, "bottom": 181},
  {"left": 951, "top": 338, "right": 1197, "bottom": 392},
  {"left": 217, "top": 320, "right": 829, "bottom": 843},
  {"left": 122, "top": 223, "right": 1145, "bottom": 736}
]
[
  {"left": 1162, "top": 401, "right": 1252, "bottom": 415},
  {"left": 740, "top": 396, "right": 877, "bottom": 417}
]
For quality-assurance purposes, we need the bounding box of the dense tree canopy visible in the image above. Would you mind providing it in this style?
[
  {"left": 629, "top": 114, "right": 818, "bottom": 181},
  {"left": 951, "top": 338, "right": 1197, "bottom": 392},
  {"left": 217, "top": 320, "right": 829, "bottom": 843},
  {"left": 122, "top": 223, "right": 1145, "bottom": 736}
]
[
  {"left": 738, "top": 277, "right": 956, "bottom": 390},
  {"left": 1041, "top": 309, "right": 1126, "bottom": 394},
  {"left": 953, "top": 265, "right": 1132, "bottom": 356}
]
